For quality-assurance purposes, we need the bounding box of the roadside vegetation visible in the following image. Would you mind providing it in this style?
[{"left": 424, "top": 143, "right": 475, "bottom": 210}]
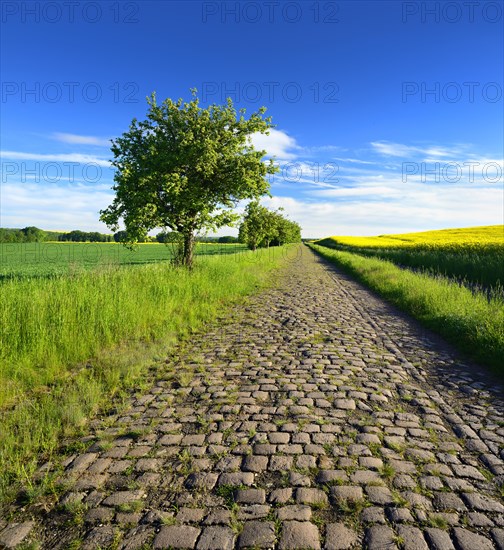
[
  {"left": 315, "top": 225, "right": 504, "bottom": 289},
  {"left": 0, "top": 245, "right": 297, "bottom": 504},
  {"left": 310, "top": 243, "right": 504, "bottom": 376}
]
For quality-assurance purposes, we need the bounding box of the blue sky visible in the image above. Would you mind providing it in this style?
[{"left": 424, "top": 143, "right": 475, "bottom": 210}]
[{"left": 1, "top": 0, "right": 503, "bottom": 237}]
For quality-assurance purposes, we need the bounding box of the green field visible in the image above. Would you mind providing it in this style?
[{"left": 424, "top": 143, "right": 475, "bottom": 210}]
[{"left": 0, "top": 241, "right": 248, "bottom": 279}]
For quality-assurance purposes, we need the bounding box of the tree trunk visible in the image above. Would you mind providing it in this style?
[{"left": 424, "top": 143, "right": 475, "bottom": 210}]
[{"left": 183, "top": 231, "right": 195, "bottom": 268}]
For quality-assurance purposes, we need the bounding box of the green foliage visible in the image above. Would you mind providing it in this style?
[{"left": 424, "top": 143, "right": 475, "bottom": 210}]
[
  {"left": 238, "top": 202, "right": 301, "bottom": 250},
  {"left": 100, "top": 88, "right": 278, "bottom": 266}
]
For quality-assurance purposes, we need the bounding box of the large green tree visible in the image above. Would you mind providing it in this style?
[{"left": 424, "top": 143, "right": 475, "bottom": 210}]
[{"left": 100, "top": 89, "right": 278, "bottom": 267}]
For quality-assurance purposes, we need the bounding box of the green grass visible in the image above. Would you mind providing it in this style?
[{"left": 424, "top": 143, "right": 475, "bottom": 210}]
[
  {"left": 0, "top": 245, "right": 296, "bottom": 504},
  {"left": 0, "top": 241, "right": 248, "bottom": 279},
  {"left": 310, "top": 244, "right": 504, "bottom": 375}
]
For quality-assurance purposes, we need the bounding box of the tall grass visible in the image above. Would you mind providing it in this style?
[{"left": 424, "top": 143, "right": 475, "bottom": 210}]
[
  {"left": 0, "top": 246, "right": 295, "bottom": 503},
  {"left": 310, "top": 244, "right": 504, "bottom": 375},
  {"left": 315, "top": 238, "right": 504, "bottom": 289}
]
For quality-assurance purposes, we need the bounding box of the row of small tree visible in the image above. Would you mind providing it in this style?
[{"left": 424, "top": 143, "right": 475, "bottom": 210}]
[
  {"left": 0, "top": 226, "right": 63, "bottom": 243},
  {"left": 238, "top": 202, "right": 301, "bottom": 251},
  {"left": 59, "top": 230, "right": 114, "bottom": 242}
]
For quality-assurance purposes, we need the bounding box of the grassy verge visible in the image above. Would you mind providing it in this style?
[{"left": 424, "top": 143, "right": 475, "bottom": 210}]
[
  {"left": 310, "top": 244, "right": 504, "bottom": 375},
  {"left": 0, "top": 245, "right": 296, "bottom": 504}
]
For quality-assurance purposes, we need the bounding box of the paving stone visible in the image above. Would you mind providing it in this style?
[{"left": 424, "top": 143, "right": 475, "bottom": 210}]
[
  {"left": 277, "top": 505, "right": 312, "bottom": 521},
  {"left": 365, "top": 486, "right": 394, "bottom": 505},
  {"left": 452, "top": 527, "right": 494, "bottom": 550},
  {"left": 242, "top": 455, "right": 268, "bottom": 472},
  {"left": 176, "top": 507, "right": 206, "bottom": 523},
  {"left": 393, "top": 474, "right": 416, "bottom": 489},
  {"left": 396, "top": 526, "right": 429, "bottom": 550},
  {"left": 153, "top": 525, "right": 201, "bottom": 549},
  {"left": 269, "top": 432, "right": 290, "bottom": 444},
  {"left": 269, "top": 456, "right": 294, "bottom": 471},
  {"left": 296, "top": 488, "right": 328, "bottom": 506},
  {"left": 351, "top": 470, "right": 382, "bottom": 484},
  {"left": 467, "top": 512, "right": 494, "bottom": 527},
  {"left": 203, "top": 510, "right": 232, "bottom": 526},
  {"left": 236, "top": 488, "right": 266, "bottom": 504},
  {"left": 330, "top": 486, "right": 364, "bottom": 501},
  {"left": 324, "top": 522, "right": 358, "bottom": 549},
  {"left": 433, "top": 492, "right": 467, "bottom": 512},
  {"left": 387, "top": 508, "right": 414, "bottom": 523},
  {"left": 334, "top": 399, "right": 356, "bottom": 410},
  {"left": 289, "top": 471, "right": 311, "bottom": 487},
  {"left": 362, "top": 507, "right": 387, "bottom": 524},
  {"left": 238, "top": 521, "right": 276, "bottom": 549},
  {"left": 462, "top": 492, "right": 504, "bottom": 512},
  {"left": 85, "top": 506, "right": 114, "bottom": 524},
  {"left": 185, "top": 472, "right": 218, "bottom": 491},
  {"left": 279, "top": 521, "right": 321, "bottom": 549},
  {"left": 359, "top": 457, "right": 383, "bottom": 470},
  {"left": 0, "top": 522, "right": 35, "bottom": 548},
  {"left": 451, "top": 464, "right": 487, "bottom": 480},
  {"left": 196, "top": 526, "right": 235, "bottom": 550},
  {"left": 269, "top": 488, "right": 293, "bottom": 504},
  {"left": 424, "top": 528, "right": 456, "bottom": 550},
  {"left": 364, "top": 525, "right": 397, "bottom": 549},
  {"left": 120, "top": 525, "right": 155, "bottom": 550}
]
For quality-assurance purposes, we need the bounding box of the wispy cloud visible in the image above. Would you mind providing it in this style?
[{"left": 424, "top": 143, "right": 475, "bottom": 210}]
[
  {"left": 52, "top": 133, "right": 111, "bottom": 147},
  {"left": 1, "top": 150, "right": 111, "bottom": 167},
  {"left": 370, "top": 141, "right": 464, "bottom": 159}
]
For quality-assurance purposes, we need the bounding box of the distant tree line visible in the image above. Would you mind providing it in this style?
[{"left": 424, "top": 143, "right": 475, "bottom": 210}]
[
  {"left": 0, "top": 227, "right": 115, "bottom": 243},
  {"left": 59, "top": 230, "right": 114, "bottom": 242},
  {"left": 0, "top": 226, "right": 240, "bottom": 245},
  {"left": 0, "top": 226, "right": 59, "bottom": 243},
  {"left": 238, "top": 202, "right": 301, "bottom": 251}
]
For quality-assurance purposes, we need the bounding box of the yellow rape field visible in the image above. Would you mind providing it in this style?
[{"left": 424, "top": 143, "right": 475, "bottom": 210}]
[
  {"left": 315, "top": 225, "right": 504, "bottom": 289},
  {"left": 323, "top": 225, "right": 504, "bottom": 250}
]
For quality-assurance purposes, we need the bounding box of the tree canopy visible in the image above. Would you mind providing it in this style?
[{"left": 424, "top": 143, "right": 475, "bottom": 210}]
[
  {"left": 100, "top": 89, "right": 278, "bottom": 267},
  {"left": 238, "top": 202, "right": 301, "bottom": 250}
]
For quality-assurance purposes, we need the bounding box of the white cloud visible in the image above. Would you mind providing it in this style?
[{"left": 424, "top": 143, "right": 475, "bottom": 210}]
[
  {"left": 1, "top": 150, "right": 111, "bottom": 167},
  {"left": 250, "top": 129, "right": 299, "bottom": 160},
  {"left": 259, "top": 188, "right": 503, "bottom": 238},
  {"left": 1, "top": 181, "right": 114, "bottom": 231},
  {"left": 52, "top": 133, "right": 111, "bottom": 147}
]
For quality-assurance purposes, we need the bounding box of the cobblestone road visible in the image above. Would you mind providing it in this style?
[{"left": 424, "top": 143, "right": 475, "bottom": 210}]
[{"left": 2, "top": 246, "right": 504, "bottom": 549}]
